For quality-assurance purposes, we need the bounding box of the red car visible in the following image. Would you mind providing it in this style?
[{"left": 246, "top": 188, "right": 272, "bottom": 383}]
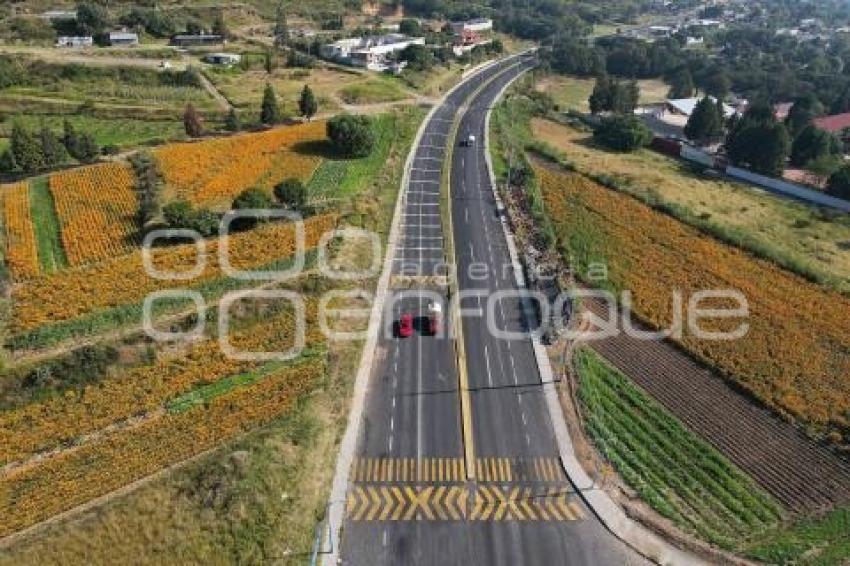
[{"left": 398, "top": 313, "right": 414, "bottom": 338}]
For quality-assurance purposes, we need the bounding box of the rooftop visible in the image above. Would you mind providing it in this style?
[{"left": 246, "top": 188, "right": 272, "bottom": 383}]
[{"left": 813, "top": 113, "right": 850, "bottom": 133}]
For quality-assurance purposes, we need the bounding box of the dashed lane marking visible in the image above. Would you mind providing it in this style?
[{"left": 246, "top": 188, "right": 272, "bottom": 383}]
[{"left": 351, "top": 457, "right": 564, "bottom": 483}]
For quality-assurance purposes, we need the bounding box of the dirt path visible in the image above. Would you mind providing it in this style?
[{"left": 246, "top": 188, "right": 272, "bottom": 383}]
[{"left": 195, "top": 68, "right": 233, "bottom": 111}]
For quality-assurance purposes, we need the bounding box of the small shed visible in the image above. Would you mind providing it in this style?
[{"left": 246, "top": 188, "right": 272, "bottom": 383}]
[
  {"left": 109, "top": 31, "right": 139, "bottom": 46},
  {"left": 203, "top": 52, "right": 242, "bottom": 66}
]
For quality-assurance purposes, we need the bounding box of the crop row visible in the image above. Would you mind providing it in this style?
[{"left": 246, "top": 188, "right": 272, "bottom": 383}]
[
  {"left": 576, "top": 348, "right": 782, "bottom": 548},
  {"left": 155, "top": 122, "right": 325, "bottom": 207},
  {"left": 9, "top": 213, "right": 336, "bottom": 334},
  {"left": 0, "top": 182, "right": 39, "bottom": 279},
  {"left": 0, "top": 354, "right": 325, "bottom": 538},
  {"left": 536, "top": 163, "right": 850, "bottom": 440},
  {"left": 0, "top": 299, "right": 326, "bottom": 465},
  {"left": 49, "top": 162, "right": 138, "bottom": 266}
]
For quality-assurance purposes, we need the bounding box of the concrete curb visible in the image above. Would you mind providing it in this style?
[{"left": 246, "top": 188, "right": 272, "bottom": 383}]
[
  {"left": 321, "top": 55, "right": 510, "bottom": 566},
  {"left": 482, "top": 69, "right": 707, "bottom": 566}
]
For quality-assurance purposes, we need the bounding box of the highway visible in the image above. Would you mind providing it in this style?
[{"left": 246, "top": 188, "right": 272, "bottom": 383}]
[{"left": 339, "top": 55, "right": 646, "bottom": 565}]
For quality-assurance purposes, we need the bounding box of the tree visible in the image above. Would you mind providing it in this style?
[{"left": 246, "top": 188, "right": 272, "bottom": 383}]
[
  {"left": 399, "top": 44, "right": 434, "bottom": 72},
  {"left": 589, "top": 75, "right": 639, "bottom": 115},
  {"left": 684, "top": 96, "right": 724, "bottom": 144},
  {"left": 183, "top": 103, "right": 204, "bottom": 137},
  {"left": 699, "top": 66, "right": 731, "bottom": 100},
  {"left": 790, "top": 125, "right": 840, "bottom": 167},
  {"left": 804, "top": 154, "right": 842, "bottom": 187},
  {"left": 399, "top": 18, "right": 422, "bottom": 36},
  {"left": 593, "top": 115, "right": 653, "bottom": 152},
  {"left": 264, "top": 50, "right": 275, "bottom": 75},
  {"left": 76, "top": 2, "right": 109, "bottom": 38},
  {"left": 260, "top": 83, "right": 281, "bottom": 125},
  {"left": 232, "top": 187, "right": 273, "bottom": 210},
  {"left": 786, "top": 94, "right": 824, "bottom": 139},
  {"left": 668, "top": 68, "right": 694, "bottom": 99},
  {"left": 589, "top": 75, "right": 613, "bottom": 114},
  {"left": 39, "top": 126, "right": 66, "bottom": 167},
  {"left": 225, "top": 108, "right": 241, "bottom": 132},
  {"left": 10, "top": 123, "right": 44, "bottom": 174},
  {"left": 0, "top": 149, "right": 16, "bottom": 174},
  {"left": 186, "top": 19, "right": 203, "bottom": 35},
  {"left": 78, "top": 133, "right": 100, "bottom": 162},
  {"left": 726, "top": 105, "right": 790, "bottom": 176},
  {"left": 274, "top": 2, "right": 289, "bottom": 44},
  {"left": 827, "top": 164, "right": 850, "bottom": 200},
  {"left": 327, "top": 115, "right": 375, "bottom": 158},
  {"left": 212, "top": 11, "right": 229, "bottom": 39},
  {"left": 274, "top": 178, "right": 307, "bottom": 210},
  {"left": 62, "top": 119, "right": 81, "bottom": 159},
  {"left": 298, "top": 84, "right": 317, "bottom": 121}
]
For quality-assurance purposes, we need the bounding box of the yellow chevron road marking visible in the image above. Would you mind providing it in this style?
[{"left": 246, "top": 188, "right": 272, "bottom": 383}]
[
  {"left": 345, "top": 484, "right": 584, "bottom": 523},
  {"left": 352, "top": 457, "right": 566, "bottom": 484}
]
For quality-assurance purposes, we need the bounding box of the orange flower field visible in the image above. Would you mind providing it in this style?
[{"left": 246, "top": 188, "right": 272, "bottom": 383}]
[
  {"left": 0, "top": 301, "right": 325, "bottom": 465},
  {"left": 0, "top": 182, "right": 39, "bottom": 279},
  {"left": 155, "top": 122, "right": 325, "bottom": 207},
  {"left": 10, "top": 213, "right": 337, "bottom": 333},
  {"left": 535, "top": 163, "right": 850, "bottom": 436},
  {"left": 0, "top": 354, "right": 325, "bottom": 537},
  {"left": 49, "top": 162, "right": 139, "bottom": 266}
]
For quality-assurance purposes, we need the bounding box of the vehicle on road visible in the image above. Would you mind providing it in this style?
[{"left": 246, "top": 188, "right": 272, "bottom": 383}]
[
  {"left": 397, "top": 313, "right": 414, "bottom": 338},
  {"left": 424, "top": 302, "right": 442, "bottom": 335},
  {"left": 460, "top": 134, "right": 475, "bottom": 147}
]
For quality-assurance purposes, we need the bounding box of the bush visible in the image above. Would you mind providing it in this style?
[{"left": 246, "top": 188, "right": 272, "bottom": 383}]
[
  {"left": 593, "top": 115, "right": 653, "bottom": 152},
  {"left": 827, "top": 164, "right": 850, "bottom": 201},
  {"left": 274, "top": 178, "right": 307, "bottom": 211},
  {"left": 327, "top": 114, "right": 375, "bottom": 158},
  {"left": 162, "top": 200, "right": 219, "bottom": 237}
]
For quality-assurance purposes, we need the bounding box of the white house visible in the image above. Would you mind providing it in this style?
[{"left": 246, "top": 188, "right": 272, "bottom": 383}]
[
  {"left": 203, "top": 52, "right": 242, "bottom": 66},
  {"left": 450, "top": 18, "right": 493, "bottom": 35},
  {"left": 109, "top": 31, "right": 139, "bottom": 46},
  {"left": 320, "top": 34, "right": 425, "bottom": 71},
  {"left": 55, "top": 36, "right": 93, "bottom": 48},
  {"left": 665, "top": 97, "right": 736, "bottom": 119}
]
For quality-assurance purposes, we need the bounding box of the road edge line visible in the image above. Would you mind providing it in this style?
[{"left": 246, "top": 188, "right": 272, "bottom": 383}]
[
  {"left": 321, "top": 55, "right": 508, "bottom": 565},
  {"left": 481, "top": 65, "right": 708, "bottom": 566}
]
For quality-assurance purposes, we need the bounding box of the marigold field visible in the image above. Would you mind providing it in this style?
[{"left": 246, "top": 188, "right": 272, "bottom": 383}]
[
  {"left": 49, "top": 162, "right": 139, "bottom": 266},
  {"left": 0, "top": 182, "right": 39, "bottom": 279},
  {"left": 1, "top": 354, "right": 325, "bottom": 537},
  {"left": 535, "top": 162, "right": 850, "bottom": 439},
  {"left": 9, "top": 213, "right": 337, "bottom": 334},
  {"left": 155, "top": 122, "right": 325, "bottom": 207}
]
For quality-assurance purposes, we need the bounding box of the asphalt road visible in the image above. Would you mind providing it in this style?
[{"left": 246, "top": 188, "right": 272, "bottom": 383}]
[{"left": 340, "top": 55, "right": 646, "bottom": 566}]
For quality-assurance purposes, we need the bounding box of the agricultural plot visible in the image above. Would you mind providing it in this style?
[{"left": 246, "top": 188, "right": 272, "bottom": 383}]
[
  {"left": 49, "top": 162, "right": 138, "bottom": 266},
  {"left": 154, "top": 122, "right": 325, "bottom": 208},
  {"left": 535, "top": 163, "right": 850, "bottom": 445},
  {"left": 576, "top": 348, "right": 782, "bottom": 549},
  {"left": 0, "top": 182, "right": 39, "bottom": 279},
  {"left": 531, "top": 118, "right": 850, "bottom": 292},
  {"left": 8, "top": 213, "right": 336, "bottom": 335}
]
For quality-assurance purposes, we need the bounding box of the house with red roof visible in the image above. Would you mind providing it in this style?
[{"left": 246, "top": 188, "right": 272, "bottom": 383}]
[{"left": 813, "top": 112, "right": 850, "bottom": 134}]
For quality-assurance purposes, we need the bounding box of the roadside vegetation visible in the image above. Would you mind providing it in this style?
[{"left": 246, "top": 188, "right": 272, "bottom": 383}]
[
  {"left": 744, "top": 507, "right": 850, "bottom": 565},
  {"left": 576, "top": 348, "right": 783, "bottom": 549}
]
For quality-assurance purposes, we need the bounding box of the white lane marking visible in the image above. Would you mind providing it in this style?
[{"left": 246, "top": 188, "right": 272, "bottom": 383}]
[
  {"left": 522, "top": 412, "right": 528, "bottom": 426},
  {"left": 525, "top": 434, "right": 531, "bottom": 446},
  {"left": 484, "top": 344, "right": 493, "bottom": 389},
  {"left": 465, "top": 207, "right": 469, "bottom": 223},
  {"left": 410, "top": 167, "right": 441, "bottom": 173},
  {"left": 403, "top": 213, "right": 441, "bottom": 217},
  {"left": 390, "top": 417, "right": 395, "bottom": 431},
  {"left": 383, "top": 530, "right": 388, "bottom": 547},
  {"left": 392, "top": 397, "right": 396, "bottom": 408}
]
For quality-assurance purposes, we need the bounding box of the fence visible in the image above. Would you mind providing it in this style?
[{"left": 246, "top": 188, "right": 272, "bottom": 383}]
[{"left": 725, "top": 166, "right": 850, "bottom": 213}]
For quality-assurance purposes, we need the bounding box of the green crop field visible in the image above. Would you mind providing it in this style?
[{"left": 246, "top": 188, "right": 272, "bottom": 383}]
[{"left": 576, "top": 348, "right": 783, "bottom": 549}]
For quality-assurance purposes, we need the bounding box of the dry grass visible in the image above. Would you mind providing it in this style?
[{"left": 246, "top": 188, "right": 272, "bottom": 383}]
[
  {"left": 534, "top": 74, "right": 669, "bottom": 112},
  {"left": 531, "top": 118, "right": 850, "bottom": 290}
]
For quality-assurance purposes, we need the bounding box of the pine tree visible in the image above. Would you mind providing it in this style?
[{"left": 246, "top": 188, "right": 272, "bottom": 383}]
[
  {"left": 78, "top": 133, "right": 100, "bottom": 163},
  {"left": 10, "top": 123, "right": 45, "bottom": 174},
  {"left": 261, "top": 83, "right": 281, "bottom": 125},
  {"left": 39, "top": 126, "right": 66, "bottom": 167},
  {"left": 588, "top": 75, "right": 612, "bottom": 114},
  {"left": 298, "top": 84, "right": 317, "bottom": 121},
  {"left": 668, "top": 68, "right": 694, "bottom": 99},
  {"left": 225, "top": 108, "right": 241, "bottom": 132},
  {"left": 62, "top": 119, "right": 81, "bottom": 159},
  {"left": 274, "top": 2, "right": 289, "bottom": 44},
  {"left": 684, "top": 96, "right": 725, "bottom": 144},
  {"left": 264, "top": 50, "right": 275, "bottom": 75},
  {"left": 183, "top": 103, "right": 204, "bottom": 137},
  {"left": 0, "top": 149, "right": 17, "bottom": 174}
]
